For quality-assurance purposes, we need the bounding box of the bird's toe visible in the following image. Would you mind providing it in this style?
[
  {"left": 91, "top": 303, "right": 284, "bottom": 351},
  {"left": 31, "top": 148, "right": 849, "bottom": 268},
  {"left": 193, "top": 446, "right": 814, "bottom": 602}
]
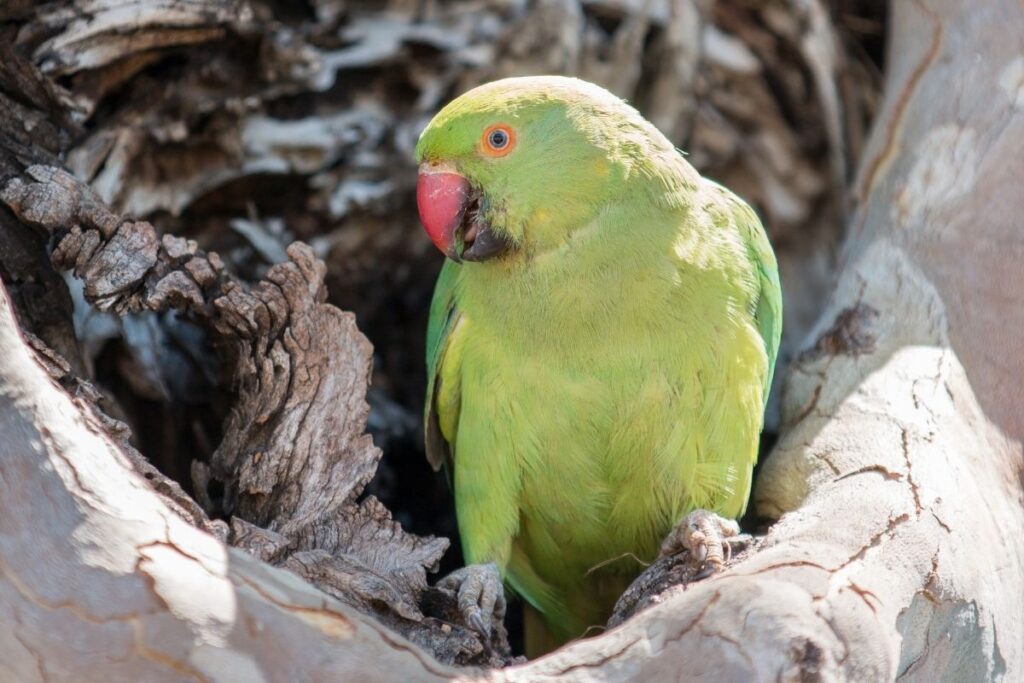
[{"left": 438, "top": 562, "right": 506, "bottom": 641}]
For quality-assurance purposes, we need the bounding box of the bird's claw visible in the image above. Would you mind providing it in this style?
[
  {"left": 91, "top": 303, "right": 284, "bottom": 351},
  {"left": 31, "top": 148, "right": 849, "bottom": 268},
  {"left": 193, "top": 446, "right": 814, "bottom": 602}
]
[
  {"left": 660, "top": 509, "right": 748, "bottom": 576},
  {"left": 437, "top": 562, "right": 506, "bottom": 640},
  {"left": 467, "top": 609, "right": 488, "bottom": 636}
]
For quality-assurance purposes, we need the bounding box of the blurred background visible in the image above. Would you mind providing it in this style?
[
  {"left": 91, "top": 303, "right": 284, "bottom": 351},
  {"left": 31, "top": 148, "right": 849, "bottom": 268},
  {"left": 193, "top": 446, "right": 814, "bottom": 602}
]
[{"left": 4, "top": 0, "right": 886, "bottom": 584}]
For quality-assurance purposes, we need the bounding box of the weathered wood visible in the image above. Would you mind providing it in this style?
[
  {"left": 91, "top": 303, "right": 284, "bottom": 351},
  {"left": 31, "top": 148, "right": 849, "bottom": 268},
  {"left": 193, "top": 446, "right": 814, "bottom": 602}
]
[
  {"left": 0, "top": 161, "right": 495, "bottom": 663},
  {"left": 1, "top": 0, "right": 1022, "bottom": 681},
  {"left": 0, "top": 282, "right": 463, "bottom": 681}
]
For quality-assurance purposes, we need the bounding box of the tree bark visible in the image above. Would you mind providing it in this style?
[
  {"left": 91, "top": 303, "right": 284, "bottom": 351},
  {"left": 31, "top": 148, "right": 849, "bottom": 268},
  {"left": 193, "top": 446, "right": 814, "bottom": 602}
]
[
  {"left": 0, "top": 280, "right": 464, "bottom": 683},
  {"left": 0, "top": 163, "right": 494, "bottom": 664},
  {"left": 1, "top": 0, "right": 1022, "bottom": 681}
]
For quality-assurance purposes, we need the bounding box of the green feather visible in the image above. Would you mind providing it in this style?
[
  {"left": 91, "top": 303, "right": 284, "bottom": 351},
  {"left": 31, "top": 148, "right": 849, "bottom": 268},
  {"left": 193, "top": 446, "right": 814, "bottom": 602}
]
[
  {"left": 710, "top": 181, "right": 783, "bottom": 403},
  {"left": 424, "top": 259, "right": 460, "bottom": 472}
]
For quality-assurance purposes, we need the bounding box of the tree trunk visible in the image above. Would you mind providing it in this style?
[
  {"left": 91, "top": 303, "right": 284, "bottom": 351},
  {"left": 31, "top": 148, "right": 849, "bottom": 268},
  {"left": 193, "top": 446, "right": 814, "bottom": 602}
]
[{"left": 1, "top": 0, "right": 1022, "bottom": 681}]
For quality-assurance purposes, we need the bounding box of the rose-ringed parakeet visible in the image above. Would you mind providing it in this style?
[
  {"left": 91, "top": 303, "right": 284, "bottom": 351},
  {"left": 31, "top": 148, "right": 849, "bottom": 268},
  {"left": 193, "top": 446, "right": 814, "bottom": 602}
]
[{"left": 416, "top": 76, "right": 781, "bottom": 655}]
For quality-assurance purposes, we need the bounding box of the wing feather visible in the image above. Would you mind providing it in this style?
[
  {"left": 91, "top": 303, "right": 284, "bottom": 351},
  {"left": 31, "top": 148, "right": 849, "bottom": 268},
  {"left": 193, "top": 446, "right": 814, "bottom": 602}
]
[
  {"left": 734, "top": 199, "right": 782, "bottom": 404},
  {"left": 424, "top": 260, "right": 462, "bottom": 471}
]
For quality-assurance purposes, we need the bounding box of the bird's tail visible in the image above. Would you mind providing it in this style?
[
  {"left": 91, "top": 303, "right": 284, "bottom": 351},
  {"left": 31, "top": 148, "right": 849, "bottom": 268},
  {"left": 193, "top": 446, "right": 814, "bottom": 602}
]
[
  {"left": 522, "top": 571, "right": 634, "bottom": 658},
  {"left": 523, "top": 603, "right": 565, "bottom": 658}
]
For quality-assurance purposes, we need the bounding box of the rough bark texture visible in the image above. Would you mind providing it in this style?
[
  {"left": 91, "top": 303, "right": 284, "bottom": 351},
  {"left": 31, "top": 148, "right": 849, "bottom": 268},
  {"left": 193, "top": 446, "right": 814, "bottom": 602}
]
[
  {"left": 0, "top": 159, "right": 502, "bottom": 663},
  {"left": 2, "top": 0, "right": 1022, "bottom": 681},
  {"left": 0, "top": 283, "right": 466, "bottom": 681}
]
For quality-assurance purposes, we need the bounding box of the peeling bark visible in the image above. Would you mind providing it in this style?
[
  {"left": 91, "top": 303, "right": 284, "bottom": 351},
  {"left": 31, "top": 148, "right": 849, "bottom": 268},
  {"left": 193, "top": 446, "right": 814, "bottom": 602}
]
[
  {"left": 0, "top": 161, "right": 499, "bottom": 664},
  {"left": 2, "top": 0, "right": 1022, "bottom": 681},
  {"left": 0, "top": 285, "right": 465, "bottom": 680}
]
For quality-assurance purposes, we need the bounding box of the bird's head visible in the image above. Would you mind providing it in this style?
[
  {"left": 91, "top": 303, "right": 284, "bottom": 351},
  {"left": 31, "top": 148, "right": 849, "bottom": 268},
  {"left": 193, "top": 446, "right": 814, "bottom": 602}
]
[{"left": 415, "top": 76, "right": 669, "bottom": 263}]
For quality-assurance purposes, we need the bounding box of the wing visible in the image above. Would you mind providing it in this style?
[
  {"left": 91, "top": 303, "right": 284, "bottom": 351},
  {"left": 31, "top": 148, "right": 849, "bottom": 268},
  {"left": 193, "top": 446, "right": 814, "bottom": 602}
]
[
  {"left": 424, "top": 259, "right": 462, "bottom": 471},
  {"left": 734, "top": 199, "right": 783, "bottom": 405},
  {"left": 693, "top": 188, "right": 782, "bottom": 518}
]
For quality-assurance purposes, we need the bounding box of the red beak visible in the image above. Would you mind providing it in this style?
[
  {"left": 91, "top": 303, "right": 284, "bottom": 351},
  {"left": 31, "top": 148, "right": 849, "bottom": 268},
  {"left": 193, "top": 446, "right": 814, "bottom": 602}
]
[{"left": 417, "top": 163, "right": 470, "bottom": 261}]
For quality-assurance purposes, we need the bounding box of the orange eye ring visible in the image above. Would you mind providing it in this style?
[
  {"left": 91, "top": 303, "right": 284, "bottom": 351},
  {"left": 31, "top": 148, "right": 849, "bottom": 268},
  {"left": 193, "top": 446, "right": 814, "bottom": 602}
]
[{"left": 481, "top": 124, "right": 516, "bottom": 157}]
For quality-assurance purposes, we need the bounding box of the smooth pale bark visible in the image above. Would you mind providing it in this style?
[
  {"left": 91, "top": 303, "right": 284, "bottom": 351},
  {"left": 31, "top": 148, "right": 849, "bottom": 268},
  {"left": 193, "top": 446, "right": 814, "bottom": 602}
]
[{"left": 1, "top": 0, "right": 1022, "bottom": 681}]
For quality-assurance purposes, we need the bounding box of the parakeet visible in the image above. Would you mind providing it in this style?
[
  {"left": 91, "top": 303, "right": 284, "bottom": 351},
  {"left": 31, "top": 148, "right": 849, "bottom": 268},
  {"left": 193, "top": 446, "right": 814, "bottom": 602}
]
[{"left": 416, "top": 76, "right": 781, "bottom": 654}]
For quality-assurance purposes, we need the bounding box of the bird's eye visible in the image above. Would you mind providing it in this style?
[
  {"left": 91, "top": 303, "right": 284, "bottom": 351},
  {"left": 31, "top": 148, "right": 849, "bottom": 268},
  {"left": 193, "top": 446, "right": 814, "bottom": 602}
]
[
  {"left": 489, "top": 129, "right": 508, "bottom": 148},
  {"left": 482, "top": 124, "right": 516, "bottom": 157}
]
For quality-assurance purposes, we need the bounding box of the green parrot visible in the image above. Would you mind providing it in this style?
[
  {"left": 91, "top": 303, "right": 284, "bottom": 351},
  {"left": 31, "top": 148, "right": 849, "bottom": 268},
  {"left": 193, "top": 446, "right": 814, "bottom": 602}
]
[{"left": 416, "top": 76, "right": 781, "bottom": 654}]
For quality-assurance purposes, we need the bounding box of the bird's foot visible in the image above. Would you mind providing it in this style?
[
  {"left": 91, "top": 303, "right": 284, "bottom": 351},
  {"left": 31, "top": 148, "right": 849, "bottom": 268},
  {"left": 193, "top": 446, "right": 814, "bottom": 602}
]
[
  {"left": 659, "top": 509, "right": 750, "bottom": 578},
  {"left": 437, "top": 562, "right": 506, "bottom": 640}
]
